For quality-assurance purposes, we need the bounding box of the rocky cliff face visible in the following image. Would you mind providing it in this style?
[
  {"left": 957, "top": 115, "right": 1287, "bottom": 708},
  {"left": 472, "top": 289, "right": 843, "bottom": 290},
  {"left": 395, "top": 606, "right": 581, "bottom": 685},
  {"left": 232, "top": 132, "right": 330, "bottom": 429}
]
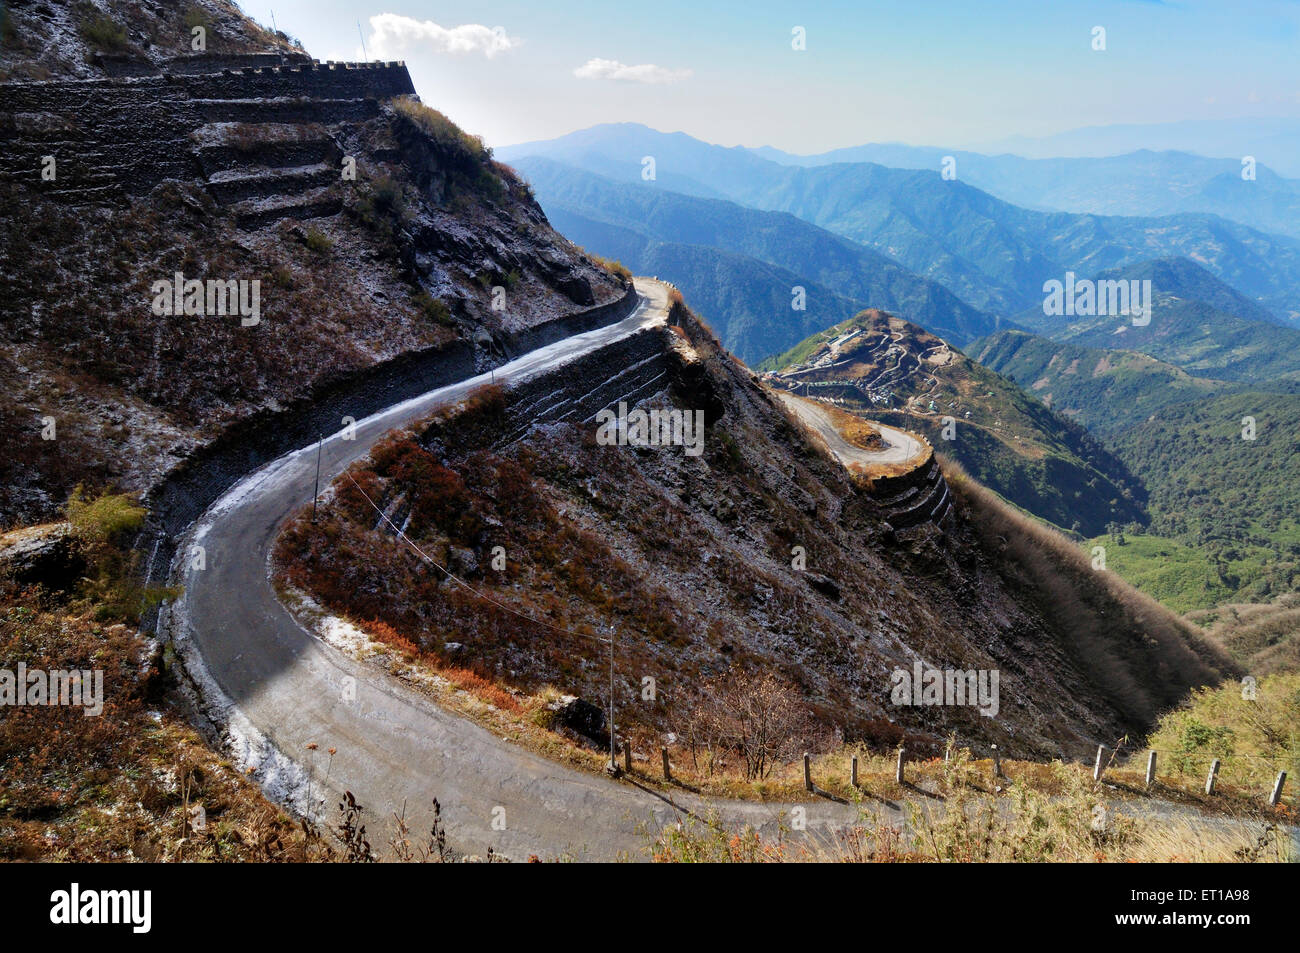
[{"left": 0, "top": 2, "right": 627, "bottom": 527}]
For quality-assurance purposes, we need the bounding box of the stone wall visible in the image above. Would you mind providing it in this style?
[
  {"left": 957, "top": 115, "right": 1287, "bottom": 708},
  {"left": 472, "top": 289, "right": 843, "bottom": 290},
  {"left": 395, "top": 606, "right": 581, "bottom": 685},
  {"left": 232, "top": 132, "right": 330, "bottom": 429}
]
[{"left": 0, "top": 61, "right": 415, "bottom": 203}]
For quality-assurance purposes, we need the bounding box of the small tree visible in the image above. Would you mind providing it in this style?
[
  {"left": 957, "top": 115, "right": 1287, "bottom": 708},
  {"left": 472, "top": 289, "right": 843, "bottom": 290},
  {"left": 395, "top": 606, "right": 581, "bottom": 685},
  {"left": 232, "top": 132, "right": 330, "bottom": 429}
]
[{"left": 685, "top": 669, "right": 819, "bottom": 780}]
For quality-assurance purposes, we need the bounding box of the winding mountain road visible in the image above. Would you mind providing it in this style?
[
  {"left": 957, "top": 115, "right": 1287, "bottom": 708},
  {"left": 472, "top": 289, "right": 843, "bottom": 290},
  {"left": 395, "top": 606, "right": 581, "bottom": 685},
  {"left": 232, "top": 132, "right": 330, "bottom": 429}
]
[
  {"left": 164, "top": 278, "right": 1285, "bottom": 861},
  {"left": 165, "top": 278, "right": 871, "bottom": 859},
  {"left": 774, "top": 390, "right": 927, "bottom": 469}
]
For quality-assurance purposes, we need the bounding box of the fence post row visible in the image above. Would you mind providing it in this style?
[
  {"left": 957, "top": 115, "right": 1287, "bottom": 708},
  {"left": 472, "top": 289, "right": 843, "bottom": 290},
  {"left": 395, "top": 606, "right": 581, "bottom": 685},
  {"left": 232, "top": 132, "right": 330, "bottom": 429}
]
[{"left": 792, "top": 747, "right": 1285, "bottom": 804}]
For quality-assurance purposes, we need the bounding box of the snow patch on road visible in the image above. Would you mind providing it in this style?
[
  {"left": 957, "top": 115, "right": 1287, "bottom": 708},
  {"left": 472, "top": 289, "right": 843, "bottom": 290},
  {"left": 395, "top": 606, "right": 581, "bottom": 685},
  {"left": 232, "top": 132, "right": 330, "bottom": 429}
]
[{"left": 160, "top": 592, "right": 315, "bottom": 817}]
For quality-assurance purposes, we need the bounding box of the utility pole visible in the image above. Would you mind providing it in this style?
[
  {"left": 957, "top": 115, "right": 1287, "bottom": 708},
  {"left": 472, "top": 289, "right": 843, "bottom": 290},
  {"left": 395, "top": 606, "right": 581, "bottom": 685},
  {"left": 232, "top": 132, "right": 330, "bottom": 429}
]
[
  {"left": 607, "top": 627, "right": 617, "bottom": 774},
  {"left": 311, "top": 434, "right": 323, "bottom": 522}
]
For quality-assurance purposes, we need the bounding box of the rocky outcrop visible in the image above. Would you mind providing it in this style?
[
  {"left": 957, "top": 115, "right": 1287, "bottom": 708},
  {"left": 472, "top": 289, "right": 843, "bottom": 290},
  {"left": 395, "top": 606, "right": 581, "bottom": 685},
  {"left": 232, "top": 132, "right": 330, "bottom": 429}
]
[{"left": 0, "top": 522, "right": 83, "bottom": 590}]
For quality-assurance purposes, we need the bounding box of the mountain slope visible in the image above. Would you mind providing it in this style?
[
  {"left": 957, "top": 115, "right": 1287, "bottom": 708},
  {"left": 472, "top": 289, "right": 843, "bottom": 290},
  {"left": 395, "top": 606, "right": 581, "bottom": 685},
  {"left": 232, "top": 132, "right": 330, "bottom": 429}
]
[
  {"left": 0, "top": 0, "right": 300, "bottom": 80},
  {"left": 275, "top": 295, "right": 1229, "bottom": 770},
  {"left": 750, "top": 144, "right": 1300, "bottom": 243},
  {"left": 1104, "top": 392, "right": 1300, "bottom": 610},
  {"left": 546, "top": 205, "right": 867, "bottom": 362},
  {"left": 971, "top": 329, "right": 1227, "bottom": 438},
  {"left": 761, "top": 311, "right": 1145, "bottom": 535},
  {"left": 0, "top": 44, "right": 625, "bottom": 528}
]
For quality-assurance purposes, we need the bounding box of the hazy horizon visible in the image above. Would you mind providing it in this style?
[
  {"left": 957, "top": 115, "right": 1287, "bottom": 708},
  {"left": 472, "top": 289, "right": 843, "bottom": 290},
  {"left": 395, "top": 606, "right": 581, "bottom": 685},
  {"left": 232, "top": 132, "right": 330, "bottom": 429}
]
[{"left": 241, "top": 1, "right": 1300, "bottom": 157}]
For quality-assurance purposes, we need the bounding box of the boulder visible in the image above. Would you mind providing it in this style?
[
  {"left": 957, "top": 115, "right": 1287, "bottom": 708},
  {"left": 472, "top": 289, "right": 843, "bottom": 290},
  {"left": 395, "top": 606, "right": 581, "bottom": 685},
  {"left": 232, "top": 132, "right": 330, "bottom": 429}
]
[
  {"left": 0, "top": 523, "right": 84, "bottom": 591},
  {"left": 549, "top": 694, "right": 608, "bottom": 746},
  {"left": 804, "top": 571, "right": 841, "bottom": 601}
]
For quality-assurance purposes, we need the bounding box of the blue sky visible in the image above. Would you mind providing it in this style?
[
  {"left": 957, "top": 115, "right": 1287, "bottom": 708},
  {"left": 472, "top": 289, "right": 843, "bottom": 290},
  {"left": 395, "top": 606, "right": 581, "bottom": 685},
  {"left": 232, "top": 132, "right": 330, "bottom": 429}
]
[{"left": 238, "top": 0, "right": 1300, "bottom": 152}]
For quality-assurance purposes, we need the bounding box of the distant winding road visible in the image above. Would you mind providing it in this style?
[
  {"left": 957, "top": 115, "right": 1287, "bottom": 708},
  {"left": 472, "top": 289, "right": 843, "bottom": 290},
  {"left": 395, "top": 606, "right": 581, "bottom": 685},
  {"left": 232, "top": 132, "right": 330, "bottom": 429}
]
[{"left": 774, "top": 390, "right": 927, "bottom": 469}]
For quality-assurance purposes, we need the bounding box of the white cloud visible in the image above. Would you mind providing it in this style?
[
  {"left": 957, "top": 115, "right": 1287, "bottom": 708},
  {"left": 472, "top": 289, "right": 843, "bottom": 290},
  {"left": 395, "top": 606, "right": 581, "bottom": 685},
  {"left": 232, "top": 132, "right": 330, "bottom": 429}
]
[
  {"left": 573, "top": 58, "right": 691, "bottom": 84},
  {"left": 367, "top": 13, "right": 520, "bottom": 60}
]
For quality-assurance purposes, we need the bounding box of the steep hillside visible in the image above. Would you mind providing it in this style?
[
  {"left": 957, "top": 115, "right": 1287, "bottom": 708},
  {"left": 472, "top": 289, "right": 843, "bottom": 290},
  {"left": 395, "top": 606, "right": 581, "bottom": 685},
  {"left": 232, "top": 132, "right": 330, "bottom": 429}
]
[
  {"left": 0, "top": 38, "right": 625, "bottom": 528},
  {"left": 972, "top": 330, "right": 1228, "bottom": 438},
  {"left": 502, "top": 124, "right": 1300, "bottom": 321},
  {"left": 1187, "top": 594, "right": 1300, "bottom": 677},
  {"left": 274, "top": 298, "right": 1229, "bottom": 766},
  {"left": 761, "top": 312, "right": 1145, "bottom": 535},
  {"left": 512, "top": 157, "right": 1002, "bottom": 355}
]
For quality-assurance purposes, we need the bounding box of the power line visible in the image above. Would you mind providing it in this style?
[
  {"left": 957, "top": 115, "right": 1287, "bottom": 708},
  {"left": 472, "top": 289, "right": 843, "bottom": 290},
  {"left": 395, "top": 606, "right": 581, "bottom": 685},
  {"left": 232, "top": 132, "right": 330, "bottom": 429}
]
[
  {"left": 341, "top": 470, "right": 614, "bottom": 648},
  {"left": 342, "top": 469, "right": 627, "bottom": 758}
]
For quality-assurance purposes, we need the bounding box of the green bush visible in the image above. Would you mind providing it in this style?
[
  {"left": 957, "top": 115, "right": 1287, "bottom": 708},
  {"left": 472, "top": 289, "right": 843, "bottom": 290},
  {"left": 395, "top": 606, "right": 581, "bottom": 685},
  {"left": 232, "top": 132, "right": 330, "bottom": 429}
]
[
  {"left": 414, "top": 290, "right": 454, "bottom": 327},
  {"left": 78, "top": 8, "right": 128, "bottom": 52},
  {"left": 303, "top": 226, "right": 333, "bottom": 255},
  {"left": 67, "top": 487, "right": 145, "bottom": 545}
]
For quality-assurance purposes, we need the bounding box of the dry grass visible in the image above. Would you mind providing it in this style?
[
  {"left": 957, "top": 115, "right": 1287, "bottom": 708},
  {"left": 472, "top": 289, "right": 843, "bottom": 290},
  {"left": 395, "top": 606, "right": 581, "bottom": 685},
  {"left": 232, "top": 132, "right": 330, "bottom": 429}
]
[
  {"left": 940, "top": 454, "right": 1236, "bottom": 728},
  {"left": 651, "top": 746, "right": 1292, "bottom": 863},
  {"left": 816, "top": 400, "right": 886, "bottom": 451}
]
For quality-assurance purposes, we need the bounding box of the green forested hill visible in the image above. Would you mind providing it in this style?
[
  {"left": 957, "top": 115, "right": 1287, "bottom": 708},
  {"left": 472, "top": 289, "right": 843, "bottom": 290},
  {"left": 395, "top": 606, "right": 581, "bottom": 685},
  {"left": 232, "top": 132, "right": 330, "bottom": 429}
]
[
  {"left": 971, "top": 329, "right": 1227, "bottom": 438},
  {"left": 1005, "top": 258, "right": 1300, "bottom": 387},
  {"left": 1104, "top": 392, "right": 1300, "bottom": 608}
]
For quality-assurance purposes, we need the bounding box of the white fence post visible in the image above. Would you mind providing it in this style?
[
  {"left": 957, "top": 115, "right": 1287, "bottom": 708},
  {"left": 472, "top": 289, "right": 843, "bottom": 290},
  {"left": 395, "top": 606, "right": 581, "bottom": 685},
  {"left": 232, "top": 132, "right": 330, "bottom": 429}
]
[{"left": 1269, "top": 770, "right": 1287, "bottom": 807}]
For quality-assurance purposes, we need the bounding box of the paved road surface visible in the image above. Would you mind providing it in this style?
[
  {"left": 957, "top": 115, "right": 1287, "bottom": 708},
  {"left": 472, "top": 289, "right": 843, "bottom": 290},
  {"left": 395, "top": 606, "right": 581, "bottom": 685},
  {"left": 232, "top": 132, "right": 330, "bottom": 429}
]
[{"left": 166, "top": 278, "right": 872, "bottom": 859}]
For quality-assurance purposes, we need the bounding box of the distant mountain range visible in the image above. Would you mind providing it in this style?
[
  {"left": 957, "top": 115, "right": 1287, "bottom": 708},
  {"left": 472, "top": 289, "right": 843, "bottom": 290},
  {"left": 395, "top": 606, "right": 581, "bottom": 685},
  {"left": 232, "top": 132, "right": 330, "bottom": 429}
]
[
  {"left": 748, "top": 143, "right": 1300, "bottom": 243},
  {"left": 1006, "top": 258, "right": 1300, "bottom": 386},
  {"left": 501, "top": 123, "right": 1300, "bottom": 326},
  {"left": 516, "top": 157, "right": 1003, "bottom": 363},
  {"left": 966, "top": 118, "right": 1300, "bottom": 178}
]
